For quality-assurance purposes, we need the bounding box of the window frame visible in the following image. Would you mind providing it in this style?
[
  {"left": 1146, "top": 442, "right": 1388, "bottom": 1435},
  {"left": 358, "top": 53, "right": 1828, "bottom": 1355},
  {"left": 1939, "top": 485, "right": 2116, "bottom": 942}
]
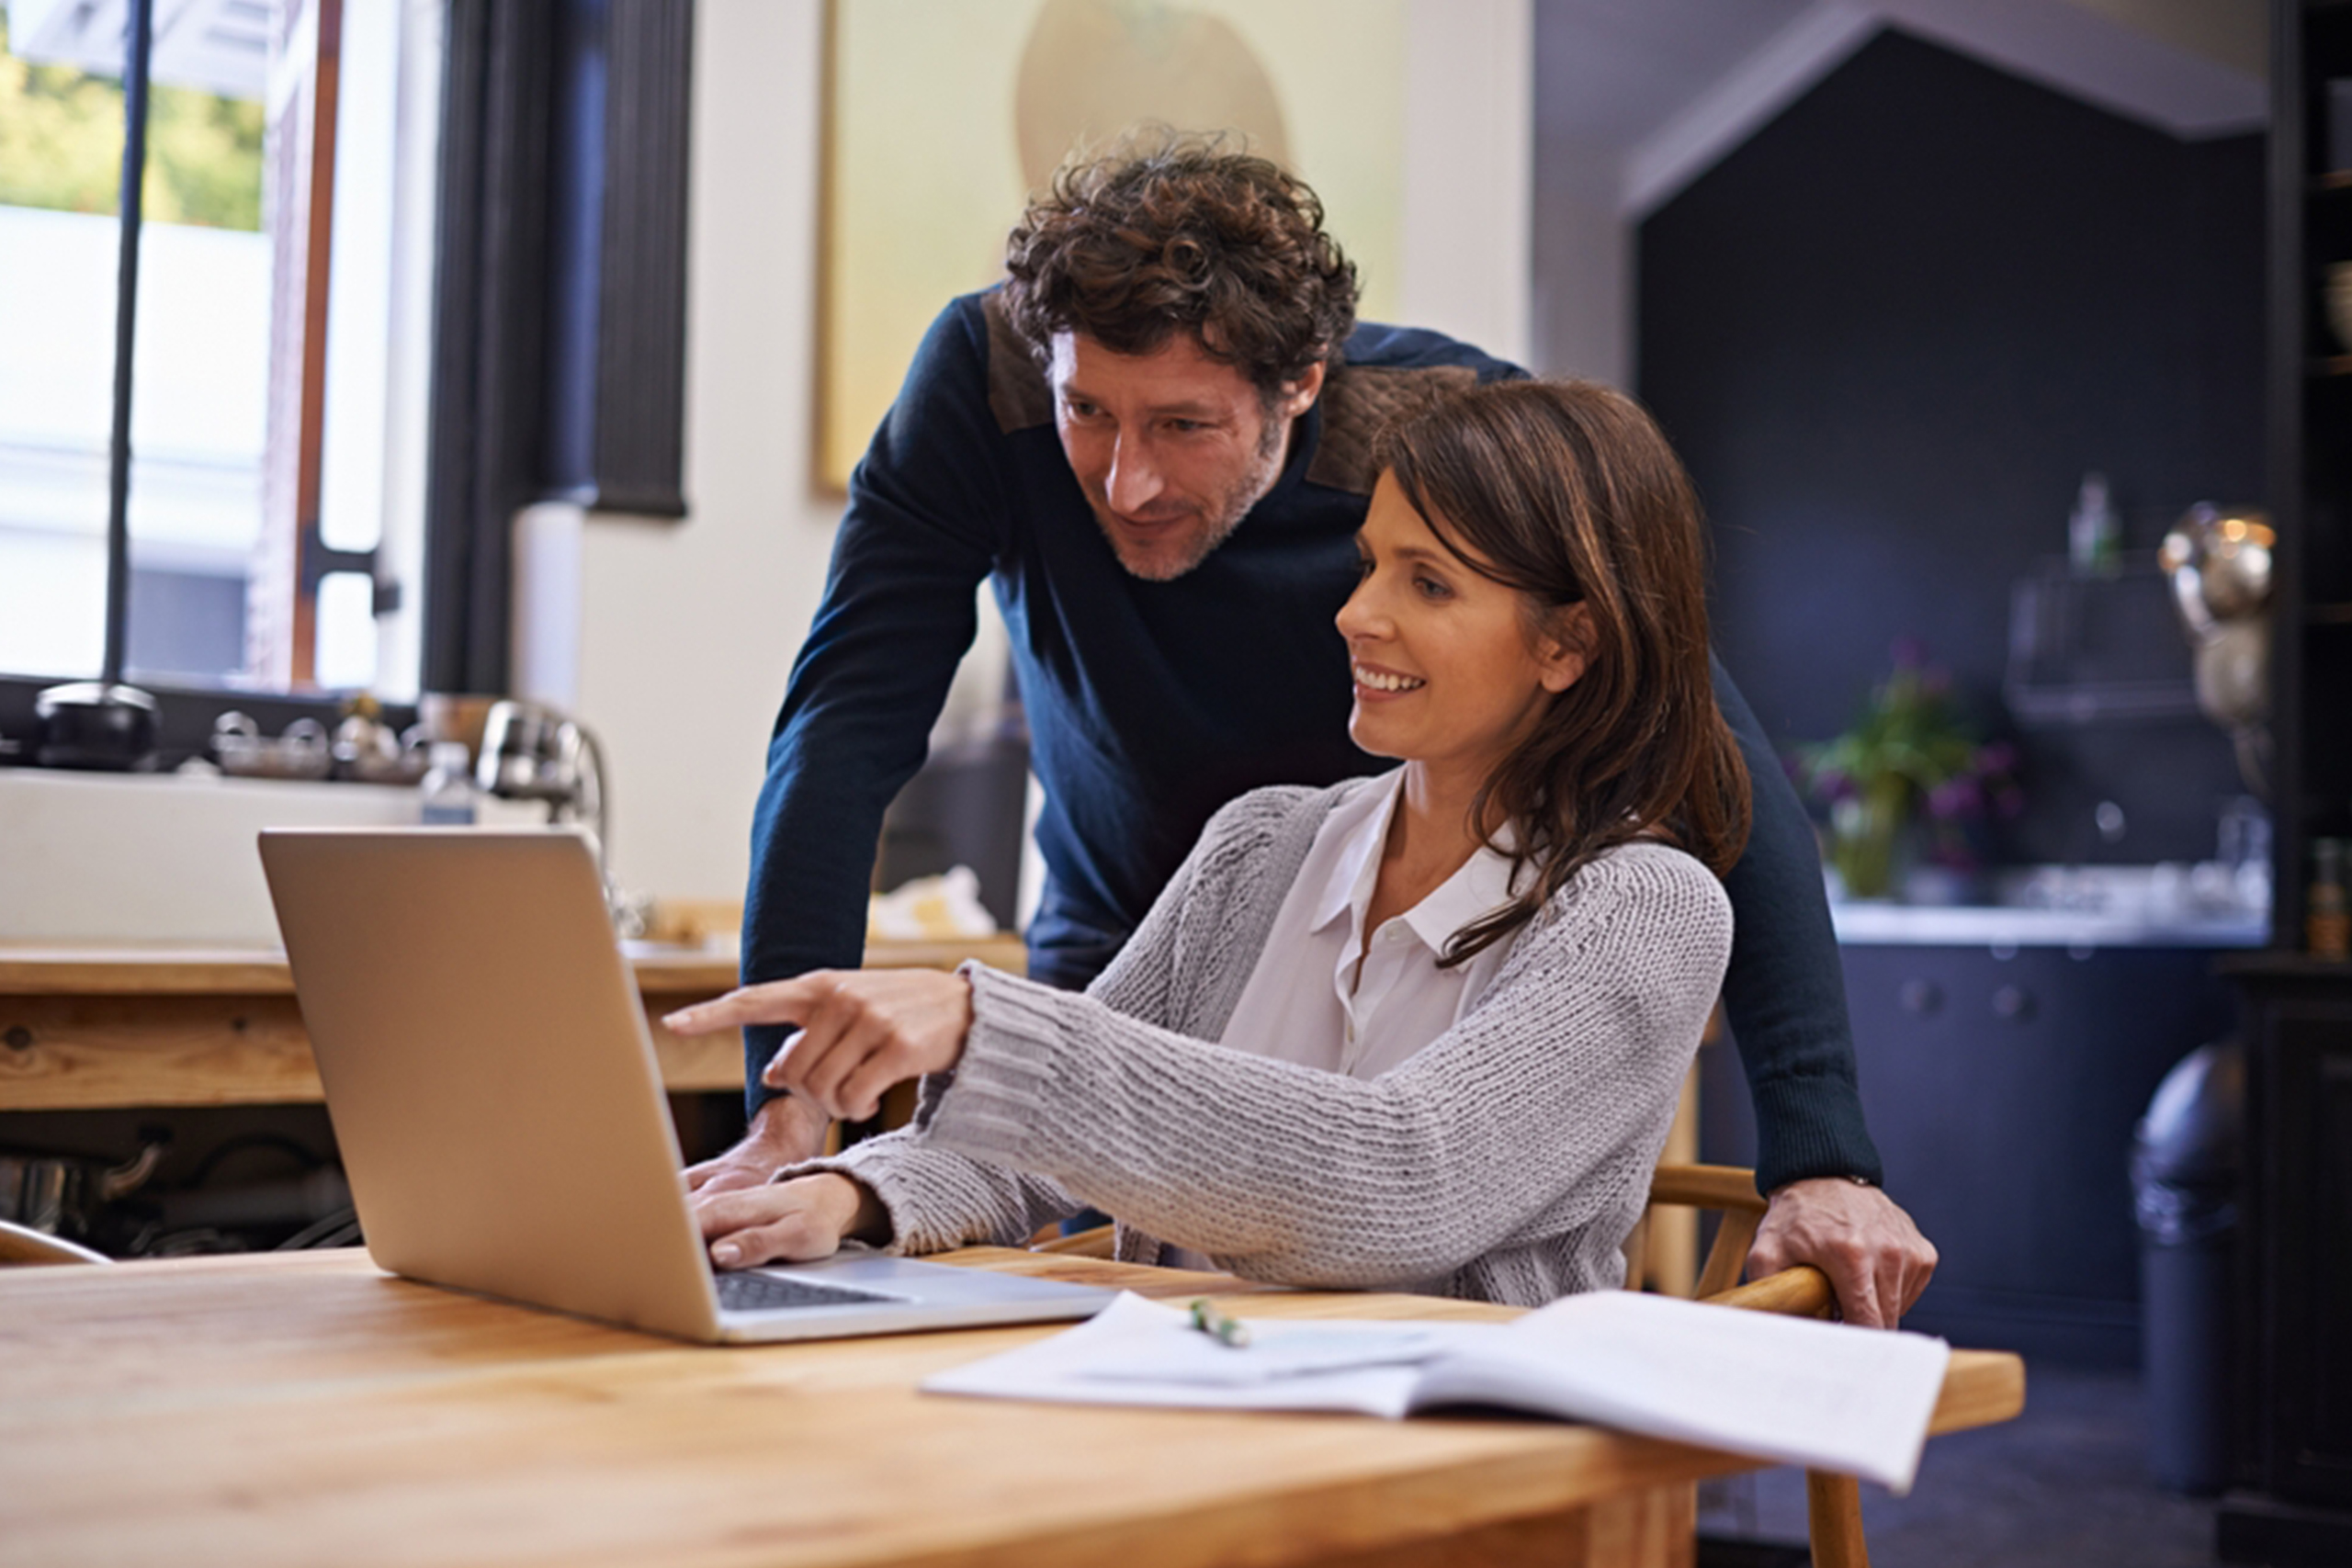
[{"left": 0, "top": 0, "right": 695, "bottom": 767}]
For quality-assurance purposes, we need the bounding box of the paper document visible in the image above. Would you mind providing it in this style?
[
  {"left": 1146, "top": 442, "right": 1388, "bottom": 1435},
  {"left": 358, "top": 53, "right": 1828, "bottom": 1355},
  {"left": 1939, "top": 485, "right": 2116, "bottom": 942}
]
[{"left": 923, "top": 1290, "right": 1951, "bottom": 1492}]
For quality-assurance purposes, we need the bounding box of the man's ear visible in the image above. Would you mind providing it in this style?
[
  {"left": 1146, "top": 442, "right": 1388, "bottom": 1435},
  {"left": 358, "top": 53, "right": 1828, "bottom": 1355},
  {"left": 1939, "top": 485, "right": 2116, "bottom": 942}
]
[
  {"left": 1280, "top": 359, "right": 1328, "bottom": 421},
  {"left": 1536, "top": 603, "right": 1596, "bottom": 694}
]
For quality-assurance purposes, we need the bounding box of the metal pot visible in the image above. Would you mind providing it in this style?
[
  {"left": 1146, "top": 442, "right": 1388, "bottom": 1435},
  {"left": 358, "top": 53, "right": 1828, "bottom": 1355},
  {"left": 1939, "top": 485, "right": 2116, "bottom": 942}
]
[{"left": 33, "top": 682, "right": 159, "bottom": 771}]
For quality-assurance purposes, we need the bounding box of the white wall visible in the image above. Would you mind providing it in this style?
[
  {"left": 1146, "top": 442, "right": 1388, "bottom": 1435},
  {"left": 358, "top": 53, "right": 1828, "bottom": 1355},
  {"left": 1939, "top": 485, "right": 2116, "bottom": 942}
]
[
  {"left": 1400, "top": 0, "right": 1535, "bottom": 366},
  {"left": 571, "top": 0, "right": 1538, "bottom": 908},
  {"left": 0, "top": 0, "right": 1536, "bottom": 941}
]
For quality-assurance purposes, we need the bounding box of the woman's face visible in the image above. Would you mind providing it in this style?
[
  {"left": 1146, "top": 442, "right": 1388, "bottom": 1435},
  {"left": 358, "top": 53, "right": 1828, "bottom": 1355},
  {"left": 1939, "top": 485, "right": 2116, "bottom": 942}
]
[{"left": 1337, "top": 473, "right": 1588, "bottom": 779}]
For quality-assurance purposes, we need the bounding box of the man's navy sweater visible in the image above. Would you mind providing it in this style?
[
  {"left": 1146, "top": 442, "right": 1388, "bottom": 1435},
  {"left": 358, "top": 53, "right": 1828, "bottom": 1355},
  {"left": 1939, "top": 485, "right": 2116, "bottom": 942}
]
[{"left": 743, "top": 291, "right": 1881, "bottom": 1190}]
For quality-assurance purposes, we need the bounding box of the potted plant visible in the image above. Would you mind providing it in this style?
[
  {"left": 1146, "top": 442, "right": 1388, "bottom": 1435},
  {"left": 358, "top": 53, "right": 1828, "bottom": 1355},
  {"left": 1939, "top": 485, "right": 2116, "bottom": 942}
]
[{"left": 1793, "top": 643, "right": 2022, "bottom": 901}]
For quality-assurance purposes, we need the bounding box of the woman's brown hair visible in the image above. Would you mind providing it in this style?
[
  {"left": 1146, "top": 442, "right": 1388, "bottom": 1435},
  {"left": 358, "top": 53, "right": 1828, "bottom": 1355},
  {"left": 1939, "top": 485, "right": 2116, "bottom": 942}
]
[{"left": 1371, "top": 379, "right": 1752, "bottom": 964}]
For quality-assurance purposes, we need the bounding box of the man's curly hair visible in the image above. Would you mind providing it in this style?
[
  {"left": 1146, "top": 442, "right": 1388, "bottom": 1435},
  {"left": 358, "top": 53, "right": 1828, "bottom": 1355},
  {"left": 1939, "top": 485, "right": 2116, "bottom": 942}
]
[{"left": 1001, "top": 133, "right": 1361, "bottom": 400}]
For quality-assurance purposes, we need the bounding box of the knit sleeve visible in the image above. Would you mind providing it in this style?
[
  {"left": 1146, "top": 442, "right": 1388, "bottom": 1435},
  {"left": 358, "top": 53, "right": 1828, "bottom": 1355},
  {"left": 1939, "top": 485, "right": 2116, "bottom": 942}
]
[
  {"left": 918, "top": 844, "right": 1732, "bottom": 1292},
  {"left": 782, "top": 785, "right": 1320, "bottom": 1255},
  {"left": 783, "top": 1120, "right": 1085, "bottom": 1258}
]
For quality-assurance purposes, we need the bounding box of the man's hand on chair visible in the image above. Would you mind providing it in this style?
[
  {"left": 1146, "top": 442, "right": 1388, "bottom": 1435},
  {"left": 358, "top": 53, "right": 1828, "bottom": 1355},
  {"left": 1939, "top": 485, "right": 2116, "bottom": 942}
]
[
  {"left": 684, "top": 1093, "right": 831, "bottom": 1195},
  {"left": 1747, "top": 1179, "right": 1937, "bottom": 1329}
]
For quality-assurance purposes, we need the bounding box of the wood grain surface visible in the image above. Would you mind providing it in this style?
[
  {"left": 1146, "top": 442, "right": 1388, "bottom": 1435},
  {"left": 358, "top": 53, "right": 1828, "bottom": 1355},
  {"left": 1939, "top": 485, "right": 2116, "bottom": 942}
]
[
  {"left": 0, "top": 1247, "right": 2022, "bottom": 1568},
  {"left": 0, "top": 937, "right": 1031, "bottom": 996},
  {"left": 0, "top": 938, "right": 1027, "bottom": 1110}
]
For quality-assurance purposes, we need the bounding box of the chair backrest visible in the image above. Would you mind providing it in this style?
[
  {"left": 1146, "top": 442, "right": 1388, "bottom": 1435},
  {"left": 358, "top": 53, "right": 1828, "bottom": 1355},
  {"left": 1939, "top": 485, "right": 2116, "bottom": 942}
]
[
  {"left": 1030, "top": 1221, "right": 1115, "bottom": 1258},
  {"left": 0, "top": 1218, "right": 111, "bottom": 1266},
  {"left": 1635, "top": 1162, "right": 1859, "bottom": 1568},
  {"left": 1629, "top": 1161, "right": 1833, "bottom": 1314},
  {"left": 1629, "top": 1161, "right": 1767, "bottom": 1300}
]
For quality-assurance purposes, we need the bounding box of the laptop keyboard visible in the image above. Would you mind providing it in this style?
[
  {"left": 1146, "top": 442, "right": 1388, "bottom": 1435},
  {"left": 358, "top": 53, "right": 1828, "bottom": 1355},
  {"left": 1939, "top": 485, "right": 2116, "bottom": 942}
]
[{"left": 713, "top": 1269, "right": 899, "bottom": 1314}]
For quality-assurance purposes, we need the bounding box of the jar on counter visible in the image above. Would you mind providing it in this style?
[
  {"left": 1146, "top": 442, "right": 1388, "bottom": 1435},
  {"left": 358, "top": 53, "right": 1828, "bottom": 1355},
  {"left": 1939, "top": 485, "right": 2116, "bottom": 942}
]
[{"left": 2309, "top": 839, "right": 2349, "bottom": 961}]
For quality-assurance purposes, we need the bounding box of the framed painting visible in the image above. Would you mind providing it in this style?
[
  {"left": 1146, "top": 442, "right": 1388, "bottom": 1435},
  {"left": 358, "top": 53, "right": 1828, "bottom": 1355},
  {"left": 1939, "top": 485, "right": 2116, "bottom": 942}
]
[{"left": 820, "top": 0, "right": 1407, "bottom": 490}]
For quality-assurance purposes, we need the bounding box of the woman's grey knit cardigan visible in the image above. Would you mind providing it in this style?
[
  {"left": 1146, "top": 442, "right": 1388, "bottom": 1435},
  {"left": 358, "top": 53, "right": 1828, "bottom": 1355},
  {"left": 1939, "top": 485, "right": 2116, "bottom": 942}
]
[{"left": 797, "top": 776, "right": 1734, "bottom": 1306}]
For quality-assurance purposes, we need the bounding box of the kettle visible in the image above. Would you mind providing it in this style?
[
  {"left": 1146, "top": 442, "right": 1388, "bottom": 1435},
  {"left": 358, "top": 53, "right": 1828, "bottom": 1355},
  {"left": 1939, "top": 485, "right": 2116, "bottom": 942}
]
[
  {"left": 2160, "top": 504, "right": 2274, "bottom": 792},
  {"left": 475, "top": 699, "right": 645, "bottom": 935},
  {"left": 478, "top": 698, "right": 605, "bottom": 815}
]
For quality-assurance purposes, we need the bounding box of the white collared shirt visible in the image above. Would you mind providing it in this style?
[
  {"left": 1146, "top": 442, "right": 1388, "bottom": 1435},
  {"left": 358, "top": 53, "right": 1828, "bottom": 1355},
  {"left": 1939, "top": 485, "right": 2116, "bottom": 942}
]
[
  {"left": 1155, "top": 773, "right": 1529, "bottom": 1275},
  {"left": 1218, "top": 768, "right": 1526, "bottom": 1077}
]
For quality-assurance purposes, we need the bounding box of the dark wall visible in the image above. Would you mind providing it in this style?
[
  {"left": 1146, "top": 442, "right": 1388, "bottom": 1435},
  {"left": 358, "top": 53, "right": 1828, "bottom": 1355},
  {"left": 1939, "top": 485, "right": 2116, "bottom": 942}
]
[{"left": 1635, "top": 28, "right": 2265, "bottom": 865}]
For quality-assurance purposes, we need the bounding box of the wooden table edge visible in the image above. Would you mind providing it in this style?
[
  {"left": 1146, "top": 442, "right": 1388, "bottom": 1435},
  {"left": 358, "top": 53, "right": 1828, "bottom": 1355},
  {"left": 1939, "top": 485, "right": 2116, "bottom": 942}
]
[{"left": 0, "top": 937, "right": 1031, "bottom": 996}]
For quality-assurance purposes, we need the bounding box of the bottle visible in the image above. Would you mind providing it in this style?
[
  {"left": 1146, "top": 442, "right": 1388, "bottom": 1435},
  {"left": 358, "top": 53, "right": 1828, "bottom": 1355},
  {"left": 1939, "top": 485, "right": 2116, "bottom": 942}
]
[
  {"left": 420, "top": 741, "right": 478, "bottom": 826},
  {"left": 2068, "top": 472, "right": 2121, "bottom": 574},
  {"left": 2309, "top": 839, "right": 2350, "bottom": 961}
]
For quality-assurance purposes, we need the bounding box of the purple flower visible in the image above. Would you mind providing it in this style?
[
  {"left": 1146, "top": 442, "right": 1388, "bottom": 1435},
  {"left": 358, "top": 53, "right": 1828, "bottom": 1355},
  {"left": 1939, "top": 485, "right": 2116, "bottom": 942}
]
[
  {"left": 1977, "top": 740, "right": 2018, "bottom": 775},
  {"left": 1890, "top": 637, "right": 1928, "bottom": 670},
  {"left": 1927, "top": 776, "right": 1983, "bottom": 820},
  {"left": 1928, "top": 840, "right": 1982, "bottom": 872}
]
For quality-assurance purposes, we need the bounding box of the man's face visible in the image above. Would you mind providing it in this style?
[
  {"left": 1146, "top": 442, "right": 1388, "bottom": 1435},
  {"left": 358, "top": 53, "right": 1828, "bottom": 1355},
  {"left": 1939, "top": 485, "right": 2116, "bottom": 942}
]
[{"left": 1048, "top": 331, "right": 1324, "bottom": 581}]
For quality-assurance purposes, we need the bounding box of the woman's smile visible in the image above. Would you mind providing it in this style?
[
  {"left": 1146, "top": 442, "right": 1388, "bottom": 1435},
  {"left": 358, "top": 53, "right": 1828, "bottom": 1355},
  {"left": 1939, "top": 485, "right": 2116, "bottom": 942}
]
[{"left": 1351, "top": 660, "right": 1426, "bottom": 696}]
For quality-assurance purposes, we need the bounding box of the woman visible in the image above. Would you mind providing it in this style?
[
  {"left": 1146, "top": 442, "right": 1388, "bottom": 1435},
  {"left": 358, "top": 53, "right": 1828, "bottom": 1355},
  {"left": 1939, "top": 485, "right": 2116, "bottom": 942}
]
[{"left": 672, "top": 379, "right": 1751, "bottom": 1305}]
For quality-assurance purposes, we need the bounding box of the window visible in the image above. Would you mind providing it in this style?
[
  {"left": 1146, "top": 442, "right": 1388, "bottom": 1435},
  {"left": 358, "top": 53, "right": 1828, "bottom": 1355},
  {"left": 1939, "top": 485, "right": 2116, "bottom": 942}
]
[
  {"left": 0, "top": 0, "right": 440, "bottom": 706},
  {"left": 0, "top": 0, "right": 693, "bottom": 766}
]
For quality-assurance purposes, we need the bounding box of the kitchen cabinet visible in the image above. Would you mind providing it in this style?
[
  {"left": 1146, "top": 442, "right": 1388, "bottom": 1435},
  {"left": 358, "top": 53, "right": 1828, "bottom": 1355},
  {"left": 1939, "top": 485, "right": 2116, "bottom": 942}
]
[
  {"left": 2220, "top": 959, "right": 2352, "bottom": 1564},
  {"left": 1701, "top": 941, "right": 2239, "bottom": 1366}
]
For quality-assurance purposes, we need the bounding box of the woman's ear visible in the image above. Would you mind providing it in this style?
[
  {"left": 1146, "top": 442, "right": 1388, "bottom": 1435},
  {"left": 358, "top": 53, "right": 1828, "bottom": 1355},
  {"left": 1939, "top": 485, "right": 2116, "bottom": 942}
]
[{"left": 1535, "top": 603, "right": 1595, "bottom": 694}]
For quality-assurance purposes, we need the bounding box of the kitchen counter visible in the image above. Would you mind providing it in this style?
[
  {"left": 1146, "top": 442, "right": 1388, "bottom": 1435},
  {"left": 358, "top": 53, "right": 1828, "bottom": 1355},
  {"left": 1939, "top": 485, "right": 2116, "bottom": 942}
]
[
  {"left": 1833, "top": 901, "right": 2267, "bottom": 948},
  {"left": 1711, "top": 897, "right": 2251, "bottom": 1363},
  {"left": 1829, "top": 864, "right": 2268, "bottom": 949}
]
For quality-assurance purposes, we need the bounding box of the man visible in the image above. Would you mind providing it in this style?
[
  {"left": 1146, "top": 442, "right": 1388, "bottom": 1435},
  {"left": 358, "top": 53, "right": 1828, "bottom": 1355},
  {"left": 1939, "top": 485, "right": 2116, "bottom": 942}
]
[{"left": 691, "top": 138, "right": 1935, "bottom": 1326}]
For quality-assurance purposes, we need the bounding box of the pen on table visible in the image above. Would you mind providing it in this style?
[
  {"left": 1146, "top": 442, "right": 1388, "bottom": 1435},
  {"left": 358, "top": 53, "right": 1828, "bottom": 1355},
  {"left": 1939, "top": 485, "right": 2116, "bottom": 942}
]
[{"left": 1188, "top": 1298, "right": 1250, "bottom": 1348}]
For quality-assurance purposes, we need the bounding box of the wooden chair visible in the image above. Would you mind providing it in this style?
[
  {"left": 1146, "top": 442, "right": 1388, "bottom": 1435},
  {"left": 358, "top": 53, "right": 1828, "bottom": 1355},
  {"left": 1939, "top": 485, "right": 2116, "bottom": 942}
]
[
  {"left": 1035, "top": 1161, "right": 1870, "bottom": 1566},
  {"left": 1028, "top": 1221, "right": 1116, "bottom": 1258},
  {"left": 0, "top": 1218, "right": 111, "bottom": 1266},
  {"left": 1632, "top": 1162, "right": 1867, "bottom": 1568}
]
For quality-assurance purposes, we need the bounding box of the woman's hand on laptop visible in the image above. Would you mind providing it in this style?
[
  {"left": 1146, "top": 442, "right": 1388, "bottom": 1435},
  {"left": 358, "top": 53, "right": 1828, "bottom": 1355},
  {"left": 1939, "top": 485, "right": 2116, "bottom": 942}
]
[
  {"left": 664, "top": 970, "right": 975, "bottom": 1123},
  {"left": 694, "top": 1173, "right": 886, "bottom": 1268}
]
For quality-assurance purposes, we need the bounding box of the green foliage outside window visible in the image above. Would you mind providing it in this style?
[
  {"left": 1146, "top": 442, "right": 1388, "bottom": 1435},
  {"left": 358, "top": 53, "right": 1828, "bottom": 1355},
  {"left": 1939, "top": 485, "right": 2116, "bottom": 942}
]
[{"left": 0, "top": 13, "right": 262, "bottom": 231}]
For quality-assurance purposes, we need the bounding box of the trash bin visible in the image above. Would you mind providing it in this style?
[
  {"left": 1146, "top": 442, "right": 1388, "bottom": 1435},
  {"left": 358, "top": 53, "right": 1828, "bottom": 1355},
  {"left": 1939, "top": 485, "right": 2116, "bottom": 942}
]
[{"left": 2130, "top": 1039, "right": 2243, "bottom": 1495}]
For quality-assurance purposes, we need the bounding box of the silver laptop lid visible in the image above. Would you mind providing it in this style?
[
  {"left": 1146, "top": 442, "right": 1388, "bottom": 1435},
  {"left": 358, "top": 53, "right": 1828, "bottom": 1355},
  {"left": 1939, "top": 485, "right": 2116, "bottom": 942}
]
[{"left": 260, "top": 829, "right": 725, "bottom": 1340}]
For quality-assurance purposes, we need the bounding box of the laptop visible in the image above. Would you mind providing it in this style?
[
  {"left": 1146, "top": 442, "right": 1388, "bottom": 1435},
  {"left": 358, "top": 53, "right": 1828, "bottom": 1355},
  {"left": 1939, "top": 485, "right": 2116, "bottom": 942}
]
[{"left": 258, "top": 828, "right": 1114, "bottom": 1344}]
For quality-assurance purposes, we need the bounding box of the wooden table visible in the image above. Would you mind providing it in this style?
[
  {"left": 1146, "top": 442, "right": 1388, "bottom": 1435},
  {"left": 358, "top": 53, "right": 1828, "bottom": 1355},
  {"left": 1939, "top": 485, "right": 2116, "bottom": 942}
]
[
  {"left": 0, "top": 939, "right": 1028, "bottom": 1111},
  {"left": 0, "top": 1247, "right": 2025, "bottom": 1568}
]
